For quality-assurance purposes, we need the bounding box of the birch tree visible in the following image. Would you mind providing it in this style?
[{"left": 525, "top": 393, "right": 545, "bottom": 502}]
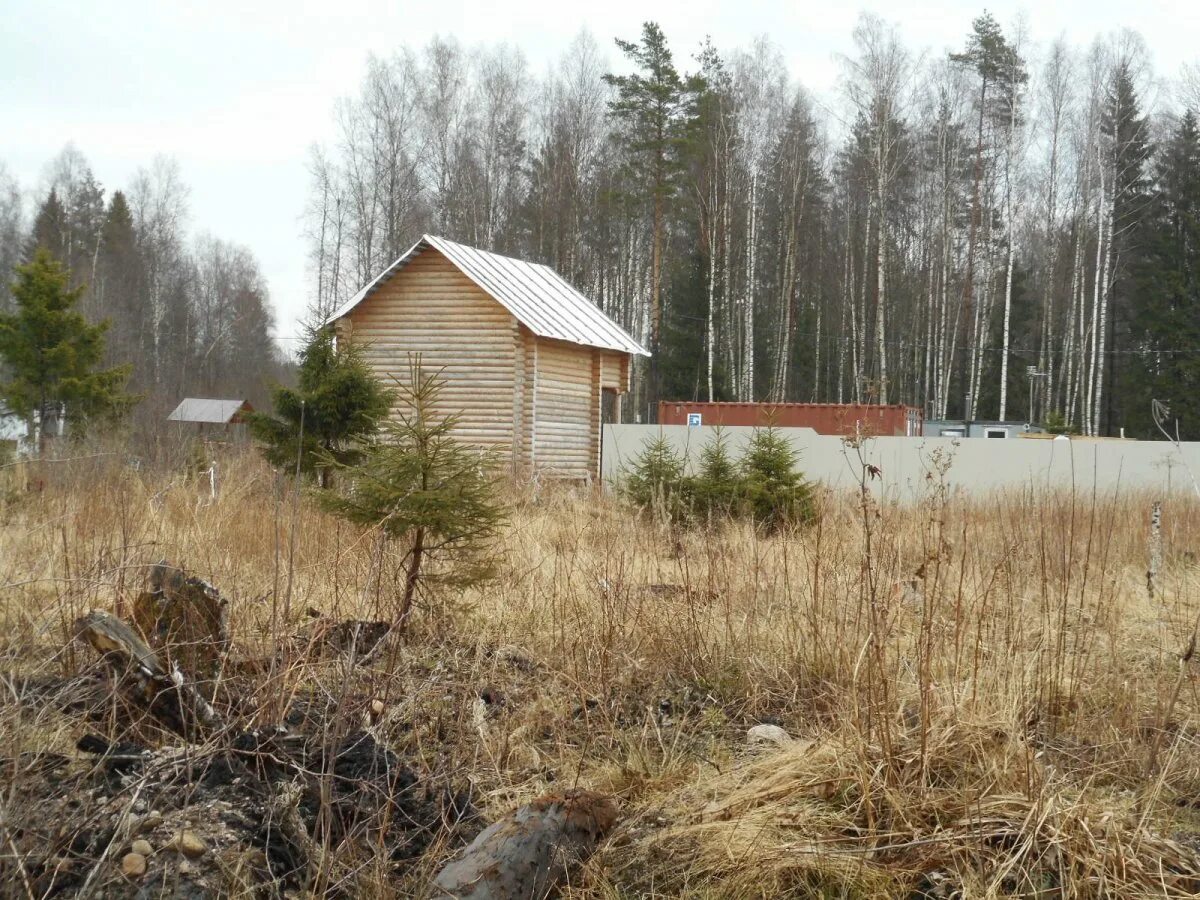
[
  {"left": 841, "top": 14, "right": 915, "bottom": 404},
  {"left": 0, "top": 164, "right": 24, "bottom": 312}
]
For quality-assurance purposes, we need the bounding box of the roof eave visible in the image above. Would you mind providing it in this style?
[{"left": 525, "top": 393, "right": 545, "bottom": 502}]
[{"left": 324, "top": 235, "right": 432, "bottom": 325}]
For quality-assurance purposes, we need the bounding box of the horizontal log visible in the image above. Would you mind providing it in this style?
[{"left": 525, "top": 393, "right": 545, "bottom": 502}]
[
  {"left": 536, "top": 385, "right": 590, "bottom": 398},
  {"left": 536, "top": 412, "right": 589, "bottom": 425},
  {"left": 354, "top": 315, "right": 513, "bottom": 328}
]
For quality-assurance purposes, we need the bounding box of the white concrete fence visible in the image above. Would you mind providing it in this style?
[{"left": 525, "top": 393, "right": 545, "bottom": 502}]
[{"left": 601, "top": 425, "right": 1200, "bottom": 501}]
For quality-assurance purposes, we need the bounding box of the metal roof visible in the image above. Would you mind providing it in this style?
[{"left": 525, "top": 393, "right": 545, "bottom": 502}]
[
  {"left": 327, "top": 235, "right": 649, "bottom": 356},
  {"left": 167, "top": 399, "right": 253, "bottom": 425}
]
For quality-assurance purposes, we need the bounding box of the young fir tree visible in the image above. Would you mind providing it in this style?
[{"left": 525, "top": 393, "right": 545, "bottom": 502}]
[
  {"left": 0, "top": 248, "right": 135, "bottom": 449},
  {"left": 319, "top": 358, "right": 505, "bottom": 635},
  {"left": 621, "top": 433, "right": 691, "bottom": 522},
  {"left": 740, "top": 425, "right": 816, "bottom": 530},
  {"left": 692, "top": 428, "right": 739, "bottom": 519},
  {"left": 247, "top": 326, "right": 392, "bottom": 486}
]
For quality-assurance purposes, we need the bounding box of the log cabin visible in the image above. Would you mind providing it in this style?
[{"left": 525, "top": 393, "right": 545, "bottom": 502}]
[{"left": 327, "top": 235, "right": 648, "bottom": 480}]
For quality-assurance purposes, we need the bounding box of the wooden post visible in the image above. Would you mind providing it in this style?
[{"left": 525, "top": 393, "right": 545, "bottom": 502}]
[
  {"left": 528, "top": 338, "right": 538, "bottom": 471},
  {"left": 1148, "top": 500, "right": 1163, "bottom": 600},
  {"left": 591, "top": 350, "right": 602, "bottom": 482},
  {"left": 511, "top": 321, "right": 524, "bottom": 475}
]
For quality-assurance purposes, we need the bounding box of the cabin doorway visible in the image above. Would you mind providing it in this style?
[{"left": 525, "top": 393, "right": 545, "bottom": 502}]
[{"left": 601, "top": 388, "right": 619, "bottom": 424}]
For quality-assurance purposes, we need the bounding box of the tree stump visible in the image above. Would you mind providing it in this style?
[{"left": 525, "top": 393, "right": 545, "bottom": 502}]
[{"left": 132, "top": 561, "right": 230, "bottom": 678}]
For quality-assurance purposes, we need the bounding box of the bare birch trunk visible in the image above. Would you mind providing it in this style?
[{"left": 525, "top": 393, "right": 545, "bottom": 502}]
[
  {"left": 743, "top": 171, "right": 758, "bottom": 401},
  {"left": 999, "top": 235, "right": 1016, "bottom": 420},
  {"left": 1086, "top": 167, "right": 1107, "bottom": 436},
  {"left": 855, "top": 203, "right": 871, "bottom": 403},
  {"left": 1093, "top": 189, "right": 1114, "bottom": 436},
  {"left": 875, "top": 174, "right": 889, "bottom": 404}
]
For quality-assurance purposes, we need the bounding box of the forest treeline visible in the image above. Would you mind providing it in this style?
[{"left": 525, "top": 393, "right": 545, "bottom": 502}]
[
  {"left": 0, "top": 149, "right": 288, "bottom": 425},
  {"left": 306, "top": 14, "right": 1200, "bottom": 437}
]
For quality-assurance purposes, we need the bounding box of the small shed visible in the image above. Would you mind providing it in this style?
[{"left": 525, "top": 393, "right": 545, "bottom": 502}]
[
  {"left": 327, "top": 235, "right": 648, "bottom": 480},
  {"left": 167, "top": 399, "right": 254, "bottom": 441},
  {"left": 923, "top": 419, "right": 1045, "bottom": 439},
  {"left": 0, "top": 402, "right": 27, "bottom": 447}
]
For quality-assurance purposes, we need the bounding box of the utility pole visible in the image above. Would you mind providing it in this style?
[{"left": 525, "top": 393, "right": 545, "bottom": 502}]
[{"left": 1026, "top": 365, "right": 1049, "bottom": 425}]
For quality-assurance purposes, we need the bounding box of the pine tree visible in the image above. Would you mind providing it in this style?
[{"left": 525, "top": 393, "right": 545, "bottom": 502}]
[
  {"left": 692, "top": 40, "right": 737, "bottom": 402},
  {"left": 951, "top": 13, "right": 1027, "bottom": 418},
  {"left": 318, "top": 358, "right": 505, "bottom": 635},
  {"left": 0, "top": 249, "right": 136, "bottom": 448},
  {"left": 247, "top": 326, "right": 392, "bottom": 486},
  {"left": 605, "top": 22, "right": 702, "bottom": 417},
  {"left": 64, "top": 171, "right": 106, "bottom": 301}
]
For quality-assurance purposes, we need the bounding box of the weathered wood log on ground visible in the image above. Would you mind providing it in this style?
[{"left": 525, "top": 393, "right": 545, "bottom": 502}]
[
  {"left": 432, "top": 789, "right": 618, "bottom": 898},
  {"left": 73, "top": 609, "right": 221, "bottom": 738}
]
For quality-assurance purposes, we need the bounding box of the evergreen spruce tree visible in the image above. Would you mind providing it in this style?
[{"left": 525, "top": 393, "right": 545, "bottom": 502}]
[
  {"left": 25, "top": 190, "right": 69, "bottom": 265},
  {"left": 1102, "top": 61, "right": 1154, "bottom": 432},
  {"left": 1128, "top": 111, "right": 1200, "bottom": 437},
  {"left": 658, "top": 247, "right": 709, "bottom": 401},
  {"left": 0, "top": 249, "right": 135, "bottom": 448},
  {"left": 319, "top": 359, "right": 505, "bottom": 635},
  {"left": 247, "top": 326, "right": 392, "bottom": 486},
  {"left": 740, "top": 425, "right": 816, "bottom": 530},
  {"left": 621, "top": 433, "right": 691, "bottom": 521},
  {"left": 96, "top": 191, "right": 147, "bottom": 380},
  {"left": 692, "top": 428, "right": 739, "bottom": 519}
]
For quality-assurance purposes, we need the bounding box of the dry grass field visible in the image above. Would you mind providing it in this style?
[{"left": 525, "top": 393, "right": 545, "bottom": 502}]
[{"left": 3, "top": 448, "right": 1200, "bottom": 897}]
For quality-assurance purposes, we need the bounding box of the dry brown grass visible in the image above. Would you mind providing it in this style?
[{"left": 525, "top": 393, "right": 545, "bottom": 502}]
[{"left": 2, "top": 446, "right": 1200, "bottom": 897}]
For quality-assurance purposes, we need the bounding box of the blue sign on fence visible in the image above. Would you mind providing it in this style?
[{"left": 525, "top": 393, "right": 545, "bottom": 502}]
[{"left": 687, "top": 413, "right": 702, "bottom": 427}]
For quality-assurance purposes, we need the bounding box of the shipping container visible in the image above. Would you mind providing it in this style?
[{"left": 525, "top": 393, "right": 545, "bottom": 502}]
[{"left": 657, "top": 401, "right": 923, "bottom": 437}]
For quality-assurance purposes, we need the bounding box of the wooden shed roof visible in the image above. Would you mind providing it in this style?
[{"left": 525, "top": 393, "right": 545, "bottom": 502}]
[{"left": 328, "top": 235, "right": 649, "bottom": 357}]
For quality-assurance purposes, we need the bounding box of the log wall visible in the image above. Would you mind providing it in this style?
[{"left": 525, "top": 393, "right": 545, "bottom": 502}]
[
  {"left": 347, "top": 250, "right": 519, "bottom": 454},
  {"left": 532, "top": 337, "right": 594, "bottom": 478}
]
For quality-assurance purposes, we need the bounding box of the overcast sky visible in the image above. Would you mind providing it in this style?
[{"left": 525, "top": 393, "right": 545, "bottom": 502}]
[{"left": 3, "top": 0, "right": 1194, "bottom": 351}]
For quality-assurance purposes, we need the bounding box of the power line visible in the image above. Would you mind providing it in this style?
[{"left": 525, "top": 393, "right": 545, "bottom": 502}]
[{"left": 666, "top": 310, "right": 1200, "bottom": 356}]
